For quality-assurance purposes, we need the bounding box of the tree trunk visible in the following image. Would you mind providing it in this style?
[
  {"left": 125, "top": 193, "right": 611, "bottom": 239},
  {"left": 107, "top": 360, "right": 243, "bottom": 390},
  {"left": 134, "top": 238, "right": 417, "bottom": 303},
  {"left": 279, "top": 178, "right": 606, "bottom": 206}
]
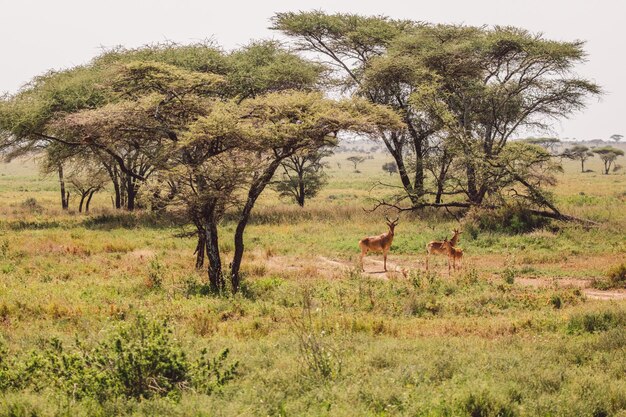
[
  {"left": 231, "top": 212, "right": 249, "bottom": 293},
  {"left": 194, "top": 229, "right": 206, "bottom": 269},
  {"left": 58, "top": 165, "right": 69, "bottom": 210},
  {"left": 410, "top": 132, "right": 425, "bottom": 198},
  {"left": 113, "top": 180, "right": 121, "bottom": 209},
  {"left": 231, "top": 159, "right": 283, "bottom": 292},
  {"left": 86, "top": 190, "right": 96, "bottom": 213},
  {"left": 205, "top": 221, "right": 223, "bottom": 292},
  {"left": 580, "top": 159, "right": 584, "bottom": 173},
  {"left": 466, "top": 164, "right": 482, "bottom": 204},
  {"left": 380, "top": 132, "right": 419, "bottom": 207},
  {"left": 126, "top": 177, "right": 136, "bottom": 211},
  {"left": 297, "top": 173, "right": 305, "bottom": 207},
  {"left": 78, "top": 193, "right": 86, "bottom": 213}
]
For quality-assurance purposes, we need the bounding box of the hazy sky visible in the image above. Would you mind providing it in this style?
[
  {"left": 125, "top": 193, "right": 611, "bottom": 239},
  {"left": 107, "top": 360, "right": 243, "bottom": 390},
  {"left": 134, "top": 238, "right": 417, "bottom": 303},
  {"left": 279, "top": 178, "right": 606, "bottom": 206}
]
[{"left": 1, "top": 0, "right": 623, "bottom": 140}]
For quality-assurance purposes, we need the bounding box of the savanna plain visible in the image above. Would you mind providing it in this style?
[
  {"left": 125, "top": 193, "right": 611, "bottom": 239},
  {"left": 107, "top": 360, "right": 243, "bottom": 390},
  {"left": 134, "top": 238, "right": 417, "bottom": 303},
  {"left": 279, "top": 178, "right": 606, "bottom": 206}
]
[{"left": 0, "top": 150, "right": 625, "bottom": 417}]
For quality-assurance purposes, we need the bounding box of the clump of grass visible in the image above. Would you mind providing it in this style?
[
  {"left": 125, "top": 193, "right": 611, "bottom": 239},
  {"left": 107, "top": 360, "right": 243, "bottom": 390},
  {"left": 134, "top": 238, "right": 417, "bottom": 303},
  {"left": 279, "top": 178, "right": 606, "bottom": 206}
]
[
  {"left": 145, "top": 257, "right": 164, "bottom": 289},
  {"left": 292, "top": 288, "right": 342, "bottom": 381},
  {"left": 462, "top": 390, "right": 518, "bottom": 417},
  {"left": 20, "top": 198, "right": 44, "bottom": 214},
  {"left": 567, "top": 308, "right": 626, "bottom": 334},
  {"left": 182, "top": 275, "right": 212, "bottom": 297},
  {"left": 0, "top": 240, "right": 8, "bottom": 259},
  {"left": 592, "top": 263, "right": 626, "bottom": 289},
  {"left": 502, "top": 267, "right": 516, "bottom": 284}
]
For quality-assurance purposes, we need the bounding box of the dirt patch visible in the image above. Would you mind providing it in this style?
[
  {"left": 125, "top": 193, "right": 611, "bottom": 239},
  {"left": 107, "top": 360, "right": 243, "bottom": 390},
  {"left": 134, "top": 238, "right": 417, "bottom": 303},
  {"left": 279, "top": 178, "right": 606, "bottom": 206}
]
[
  {"left": 263, "top": 254, "right": 626, "bottom": 301},
  {"left": 515, "top": 277, "right": 626, "bottom": 300},
  {"left": 128, "top": 249, "right": 156, "bottom": 260}
]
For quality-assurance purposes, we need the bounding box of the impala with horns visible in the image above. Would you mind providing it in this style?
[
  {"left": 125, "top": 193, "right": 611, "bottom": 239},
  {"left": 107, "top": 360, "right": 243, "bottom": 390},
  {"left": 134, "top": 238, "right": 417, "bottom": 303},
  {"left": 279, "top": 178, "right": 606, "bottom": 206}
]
[
  {"left": 441, "top": 239, "right": 463, "bottom": 273},
  {"left": 358, "top": 216, "right": 399, "bottom": 272},
  {"left": 426, "top": 229, "right": 462, "bottom": 271}
]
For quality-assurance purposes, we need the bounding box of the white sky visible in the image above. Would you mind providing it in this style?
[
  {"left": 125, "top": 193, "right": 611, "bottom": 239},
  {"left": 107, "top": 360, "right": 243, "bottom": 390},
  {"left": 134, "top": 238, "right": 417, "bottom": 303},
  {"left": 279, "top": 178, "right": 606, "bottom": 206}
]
[{"left": 1, "top": 0, "right": 623, "bottom": 140}]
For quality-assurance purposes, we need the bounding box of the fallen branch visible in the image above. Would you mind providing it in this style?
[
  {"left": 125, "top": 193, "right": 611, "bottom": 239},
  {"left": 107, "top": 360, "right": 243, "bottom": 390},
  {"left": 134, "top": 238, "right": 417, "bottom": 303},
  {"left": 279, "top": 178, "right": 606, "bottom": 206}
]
[{"left": 367, "top": 199, "right": 600, "bottom": 226}]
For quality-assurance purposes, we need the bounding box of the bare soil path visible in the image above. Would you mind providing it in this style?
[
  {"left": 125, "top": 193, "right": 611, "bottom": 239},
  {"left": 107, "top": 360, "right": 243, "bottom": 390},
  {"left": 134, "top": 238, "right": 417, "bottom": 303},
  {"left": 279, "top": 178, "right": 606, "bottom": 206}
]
[{"left": 264, "top": 254, "right": 626, "bottom": 301}]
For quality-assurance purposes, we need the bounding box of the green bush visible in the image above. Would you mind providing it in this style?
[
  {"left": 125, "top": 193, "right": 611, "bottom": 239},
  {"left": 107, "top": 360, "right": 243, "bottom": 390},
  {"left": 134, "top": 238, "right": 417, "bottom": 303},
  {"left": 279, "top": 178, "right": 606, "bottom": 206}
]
[
  {"left": 606, "top": 263, "right": 626, "bottom": 288},
  {"left": 0, "top": 317, "right": 237, "bottom": 402},
  {"left": 567, "top": 308, "right": 626, "bottom": 334},
  {"left": 592, "top": 263, "right": 626, "bottom": 289},
  {"left": 465, "top": 206, "right": 552, "bottom": 235},
  {"left": 462, "top": 391, "right": 518, "bottom": 417}
]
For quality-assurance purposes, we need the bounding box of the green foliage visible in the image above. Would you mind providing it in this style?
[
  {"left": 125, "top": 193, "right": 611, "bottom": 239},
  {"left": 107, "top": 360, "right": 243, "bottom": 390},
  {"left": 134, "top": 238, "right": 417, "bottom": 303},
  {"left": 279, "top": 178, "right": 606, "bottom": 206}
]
[
  {"left": 465, "top": 206, "right": 552, "bottom": 234},
  {"left": 93, "top": 42, "right": 229, "bottom": 74},
  {"left": 502, "top": 268, "right": 516, "bottom": 285},
  {"left": 226, "top": 40, "right": 324, "bottom": 99},
  {"left": 0, "top": 317, "right": 237, "bottom": 403},
  {"left": 272, "top": 149, "right": 331, "bottom": 207},
  {"left": 462, "top": 390, "right": 518, "bottom": 417},
  {"left": 567, "top": 308, "right": 626, "bottom": 334},
  {"left": 593, "top": 263, "right": 626, "bottom": 289},
  {"left": 593, "top": 146, "right": 624, "bottom": 174},
  {"left": 146, "top": 257, "right": 164, "bottom": 289}
]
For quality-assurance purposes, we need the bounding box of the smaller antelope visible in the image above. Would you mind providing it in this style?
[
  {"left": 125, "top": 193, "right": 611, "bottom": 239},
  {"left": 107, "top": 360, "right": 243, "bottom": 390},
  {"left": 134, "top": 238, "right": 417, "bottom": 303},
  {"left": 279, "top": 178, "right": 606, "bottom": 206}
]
[
  {"left": 441, "top": 239, "right": 463, "bottom": 273},
  {"left": 426, "top": 229, "right": 462, "bottom": 271},
  {"left": 359, "top": 216, "right": 399, "bottom": 272}
]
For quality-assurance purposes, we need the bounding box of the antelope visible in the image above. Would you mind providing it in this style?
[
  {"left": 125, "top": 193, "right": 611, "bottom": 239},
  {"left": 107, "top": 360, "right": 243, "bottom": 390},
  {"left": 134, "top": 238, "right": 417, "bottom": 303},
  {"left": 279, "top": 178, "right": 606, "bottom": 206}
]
[
  {"left": 441, "top": 239, "right": 463, "bottom": 273},
  {"left": 359, "top": 216, "right": 399, "bottom": 272},
  {"left": 426, "top": 229, "right": 462, "bottom": 271}
]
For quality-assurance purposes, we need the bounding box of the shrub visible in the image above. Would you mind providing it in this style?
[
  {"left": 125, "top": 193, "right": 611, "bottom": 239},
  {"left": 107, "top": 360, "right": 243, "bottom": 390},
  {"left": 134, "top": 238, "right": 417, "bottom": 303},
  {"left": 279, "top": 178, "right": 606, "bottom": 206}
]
[
  {"left": 2, "top": 317, "right": 237, "bottom": 402},
  {"left": 465, "top": 206, "right": 551, "bottom": 235},
  {"left": 462, "top": 391, "right": 518, "bottom": 417},
  {"left": 567, "top": 308, "right": 626, "bottom": 334},
  {"left": 20, "top": 198, "right": 43, "bottom": 213},
  {"left": 502, "top": 268, "right": 516, "bottom": 285},
  {"left": 146, "top": 257, "right": 164, "bottom": 289},
  {"left": 593, "top": 263, "right": 626, "bottom": 289}
]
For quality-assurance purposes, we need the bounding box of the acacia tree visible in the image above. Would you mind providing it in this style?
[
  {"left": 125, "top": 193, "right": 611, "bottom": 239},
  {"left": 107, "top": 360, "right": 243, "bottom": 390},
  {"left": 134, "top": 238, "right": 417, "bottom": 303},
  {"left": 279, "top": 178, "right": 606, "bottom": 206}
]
[
  {"left": 272, "top": 12, "right": 430, "bottom": 205},
  {"left": 67, "top": 165, "right": 108, "bottom": 213},
  {"left": 42, "top": 41, "right": 380, "bottom": 292},
  {"left": 182, "top": 92, "right": 400, "bottom": 291},
  {"left": 274, "top": 13, "right": 601, "bottom": 220},
  {"left": 593, "top": 146, "right": 624, "bottom": 174},
  {"left": 523, "top": 138, "right": 561, "bottom": 154},
  {"left": 273, "top": 147, "right": 332, "bottom": 207},
  {"left": 347, "top": 155, "right": 365, "bottom": 172},
  {"left": 382, "top": 161, "right": 397, "bottom": 175},
  {"left": 0, "top": 66, "right": 108, "bottom": 209},
  {"left": 0, "top": 43, "right": 230, "bottom": 211},
  {"left": 562, "top": 145, "right": 594, "bottom": 172},
  {"left": 610, "top": 134, "right": 623, "bottom": 143}
]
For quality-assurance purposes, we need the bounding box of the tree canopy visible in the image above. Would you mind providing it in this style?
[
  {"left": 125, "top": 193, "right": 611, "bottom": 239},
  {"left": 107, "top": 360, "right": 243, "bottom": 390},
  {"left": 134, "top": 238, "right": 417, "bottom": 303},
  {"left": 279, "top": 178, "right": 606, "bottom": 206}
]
[{"left": 273, "top": 12, "right": 601, "bottom": 218}]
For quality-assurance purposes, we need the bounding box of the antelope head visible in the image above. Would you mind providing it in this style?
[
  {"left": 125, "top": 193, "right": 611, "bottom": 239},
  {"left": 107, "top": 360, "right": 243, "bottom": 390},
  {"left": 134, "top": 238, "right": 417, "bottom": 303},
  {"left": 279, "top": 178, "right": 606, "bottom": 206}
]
[
  {"left": 451, "top": 228, "right": 462, "bottom": 243},
  {"left": 385, "top": 215, "right": 399, "bottom": 235}
]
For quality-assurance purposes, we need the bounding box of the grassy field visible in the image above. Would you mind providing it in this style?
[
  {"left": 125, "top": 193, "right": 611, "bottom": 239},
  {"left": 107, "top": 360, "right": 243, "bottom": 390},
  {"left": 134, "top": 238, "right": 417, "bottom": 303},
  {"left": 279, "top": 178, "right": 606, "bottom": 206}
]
[{"left": 0, "top": 146, "right": 625, "bottom": 416}]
